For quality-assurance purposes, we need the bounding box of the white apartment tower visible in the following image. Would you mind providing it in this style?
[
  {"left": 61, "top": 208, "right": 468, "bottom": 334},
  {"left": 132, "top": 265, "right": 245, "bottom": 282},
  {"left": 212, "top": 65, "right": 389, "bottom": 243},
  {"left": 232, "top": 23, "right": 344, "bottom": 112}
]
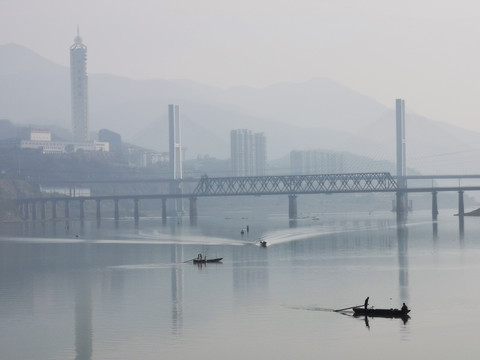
[
  {"left": 70, "top": 28, "right": 89, "bottom": 142},
  {"left": 231, "top": 129, "right": 266, "bottom": 176}
]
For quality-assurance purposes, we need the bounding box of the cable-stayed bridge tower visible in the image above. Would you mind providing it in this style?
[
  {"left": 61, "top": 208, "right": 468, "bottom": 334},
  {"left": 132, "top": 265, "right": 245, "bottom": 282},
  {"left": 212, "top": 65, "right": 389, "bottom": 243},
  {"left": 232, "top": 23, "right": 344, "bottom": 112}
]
[
  {"left": 396, "top": 98, "right": 408, "bottom": 218},
  {"left": 169, "top": 104, "right": 183, "bottom": 215}
]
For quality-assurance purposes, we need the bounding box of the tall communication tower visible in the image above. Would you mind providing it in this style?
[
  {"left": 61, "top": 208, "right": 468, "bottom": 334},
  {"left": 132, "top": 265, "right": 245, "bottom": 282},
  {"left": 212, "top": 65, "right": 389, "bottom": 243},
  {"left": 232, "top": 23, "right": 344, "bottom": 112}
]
[{"left": 70, "top": 27, "right": 89, "bottom": 142}]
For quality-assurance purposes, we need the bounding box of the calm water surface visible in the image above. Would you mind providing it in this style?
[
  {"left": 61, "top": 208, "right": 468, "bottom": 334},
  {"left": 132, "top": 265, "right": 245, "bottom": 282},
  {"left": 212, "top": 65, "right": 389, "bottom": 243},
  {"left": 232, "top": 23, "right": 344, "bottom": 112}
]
[{"left": 1, "top": 207, "right": 480, "bottom": 360}]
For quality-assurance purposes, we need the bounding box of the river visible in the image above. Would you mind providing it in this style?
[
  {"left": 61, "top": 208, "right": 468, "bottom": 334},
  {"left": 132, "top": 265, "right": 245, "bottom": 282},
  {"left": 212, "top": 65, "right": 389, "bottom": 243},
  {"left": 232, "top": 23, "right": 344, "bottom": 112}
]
[{"left": 1, "top": 205, "right": 479, "bottom": 360}]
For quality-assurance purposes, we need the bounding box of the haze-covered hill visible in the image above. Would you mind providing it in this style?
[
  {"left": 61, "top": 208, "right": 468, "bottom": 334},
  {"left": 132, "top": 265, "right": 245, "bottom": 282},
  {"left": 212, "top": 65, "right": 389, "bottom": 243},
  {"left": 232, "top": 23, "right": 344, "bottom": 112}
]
[
  {"left": 2, "top": 43, "right": 480, "bottom": 175},
  {"left": 0, "top": 44, "right": 384, "bottom": 156}
]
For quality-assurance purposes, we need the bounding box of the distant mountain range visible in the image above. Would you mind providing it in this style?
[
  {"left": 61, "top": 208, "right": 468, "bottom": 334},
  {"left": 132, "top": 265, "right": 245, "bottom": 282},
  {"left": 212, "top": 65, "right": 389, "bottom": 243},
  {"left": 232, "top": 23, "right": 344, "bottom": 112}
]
[{"left": 2, "top": 43, "right": 480, "bottom": 175}]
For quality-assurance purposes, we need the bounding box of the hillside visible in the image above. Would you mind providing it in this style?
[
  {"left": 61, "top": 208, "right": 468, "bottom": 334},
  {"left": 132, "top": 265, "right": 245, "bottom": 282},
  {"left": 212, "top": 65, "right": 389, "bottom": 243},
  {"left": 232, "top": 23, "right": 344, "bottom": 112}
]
[
  {"left": 0, "top": 177, "right": 37, "bottom": 221},
  {"left": 0, "top": 44, "right": 387, "bottom": 158},
  {"left": 2, "top": 43, "right": 480, "bottom": 176}
]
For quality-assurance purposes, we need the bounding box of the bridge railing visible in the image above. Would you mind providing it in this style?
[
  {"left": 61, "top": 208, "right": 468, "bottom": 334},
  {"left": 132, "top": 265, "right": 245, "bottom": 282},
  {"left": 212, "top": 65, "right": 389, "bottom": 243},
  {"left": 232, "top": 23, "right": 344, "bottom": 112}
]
[{"left": 193, "top": 172, "right": 398, "bottom": 196}]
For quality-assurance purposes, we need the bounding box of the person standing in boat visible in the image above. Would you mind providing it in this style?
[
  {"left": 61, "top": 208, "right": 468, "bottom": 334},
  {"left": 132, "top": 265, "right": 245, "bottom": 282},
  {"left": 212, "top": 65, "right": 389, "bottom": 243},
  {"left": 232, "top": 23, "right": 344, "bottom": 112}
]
[
  {"left": 364, "top": 297, "right": 369, "bottom": 310},
  {"left": 401, "top": 302, "right": 408, "bottom": 312}
]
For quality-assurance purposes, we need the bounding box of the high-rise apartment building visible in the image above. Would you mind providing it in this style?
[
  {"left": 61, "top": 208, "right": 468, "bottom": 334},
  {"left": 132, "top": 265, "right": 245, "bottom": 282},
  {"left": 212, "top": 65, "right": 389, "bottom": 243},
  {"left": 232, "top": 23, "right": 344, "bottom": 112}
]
[
  {"left": 230, "top": 129, "right": 266, "bottom": 176},
  {"left": 70, "top": 28, "right": 89, "bottom": 142},
  {"left": 231, "top": 129, "right": 253, "bottom": 176}
]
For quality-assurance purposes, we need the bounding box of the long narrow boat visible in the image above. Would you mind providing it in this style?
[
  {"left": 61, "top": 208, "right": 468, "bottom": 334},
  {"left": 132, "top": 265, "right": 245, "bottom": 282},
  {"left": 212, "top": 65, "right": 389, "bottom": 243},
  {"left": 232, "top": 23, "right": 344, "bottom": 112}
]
[
  {"left": 353, "top": 307, "right": 410, "bottom": 318},
  {"left": 192, "top": 257, "right": 223, "bottom": 264}
]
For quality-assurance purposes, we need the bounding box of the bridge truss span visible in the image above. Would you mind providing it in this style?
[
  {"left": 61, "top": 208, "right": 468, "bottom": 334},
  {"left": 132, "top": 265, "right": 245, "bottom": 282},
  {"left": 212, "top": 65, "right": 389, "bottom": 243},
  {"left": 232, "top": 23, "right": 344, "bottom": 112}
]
[{"left": 193, "top": 172, "right": 398, "bottom": 196}]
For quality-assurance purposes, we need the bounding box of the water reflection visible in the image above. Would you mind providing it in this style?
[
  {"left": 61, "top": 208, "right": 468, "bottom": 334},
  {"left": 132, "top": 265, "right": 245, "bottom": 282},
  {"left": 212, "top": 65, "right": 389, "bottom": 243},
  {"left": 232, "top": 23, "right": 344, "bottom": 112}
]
[
  {"left": 364, "top": 316, "right": 370, "bottom": 330},
  {"left": 170, "top": 245, "right": 184, "bottom": 335},
  {"left": 232, "top": 246, "right": 269, "bottom": 306},
  {"left": 7, "top": 211, "right": 480, "bottom": 359},
  {"left": 432, "top": 221, "right": 438, "bottom": 240},
  {"left": 360, "top": 313, "right": 410, "bottom": 331},
  {"left": 74, "top": 244, "right": 93, "bottom": 360},
  {"left": 459, "top": 215, "right": 465, "bottom": 241},
  {"left": 397, "top": 222, "right": 409, "bottom": 303},
  {"left": 74, "top": 268, "right": 92, "bottom": 360},
  {"left": 396, "top": 220, "right": 411, "bottom": 340}
]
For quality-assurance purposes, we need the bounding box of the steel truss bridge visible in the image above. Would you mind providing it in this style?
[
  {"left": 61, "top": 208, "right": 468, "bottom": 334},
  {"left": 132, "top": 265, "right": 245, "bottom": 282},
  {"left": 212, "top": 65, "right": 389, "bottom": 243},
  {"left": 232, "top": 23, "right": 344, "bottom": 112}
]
[{"left": 192, "top": 172, "right": 398, "bottom": 196}]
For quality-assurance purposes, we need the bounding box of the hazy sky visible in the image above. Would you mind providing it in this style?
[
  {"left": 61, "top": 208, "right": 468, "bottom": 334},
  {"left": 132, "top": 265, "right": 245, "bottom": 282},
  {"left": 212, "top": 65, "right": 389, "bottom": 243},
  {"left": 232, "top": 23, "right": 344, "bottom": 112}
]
[{"left": 2, "top": 0, "right": 480, "bottom": 132}]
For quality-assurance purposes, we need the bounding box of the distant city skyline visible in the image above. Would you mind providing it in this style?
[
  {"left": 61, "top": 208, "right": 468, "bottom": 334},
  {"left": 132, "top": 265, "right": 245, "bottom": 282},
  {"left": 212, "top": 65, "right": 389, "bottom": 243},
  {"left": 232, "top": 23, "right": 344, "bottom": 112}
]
[{"left": 2, "top": 0, "right": 480, "bottom": 135}]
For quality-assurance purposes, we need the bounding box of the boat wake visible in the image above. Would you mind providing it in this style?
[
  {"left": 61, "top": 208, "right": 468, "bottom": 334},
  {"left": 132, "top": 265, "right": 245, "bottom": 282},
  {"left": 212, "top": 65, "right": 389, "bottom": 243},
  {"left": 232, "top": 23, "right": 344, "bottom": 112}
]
[
  {"left": 258, "top": 225, "right": 357, "bottom": 246},
  {"left": 0, "top": 236, "right": 84, "bottom": 244},
  {"left": 107, "top": 263, "right": 177, "bottom": 270},
  {"left": 258, "top": 227, "right": 330, "bottom": 246},
  {"left": 258, "top": 220, "right": 402, "bottom": 246},
  {"left": 110, "top": 230, "right": 251, "bottom": 246},
  {"left": 286, "top": 305, "right": 336, "bottom": 312}
]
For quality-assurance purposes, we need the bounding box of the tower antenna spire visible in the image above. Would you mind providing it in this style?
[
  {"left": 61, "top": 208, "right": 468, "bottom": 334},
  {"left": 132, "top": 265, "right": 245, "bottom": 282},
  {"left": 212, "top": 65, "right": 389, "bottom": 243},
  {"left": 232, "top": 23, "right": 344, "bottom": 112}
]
[{"left": 74, "top": 25, "right": 83, "bottom": 45}]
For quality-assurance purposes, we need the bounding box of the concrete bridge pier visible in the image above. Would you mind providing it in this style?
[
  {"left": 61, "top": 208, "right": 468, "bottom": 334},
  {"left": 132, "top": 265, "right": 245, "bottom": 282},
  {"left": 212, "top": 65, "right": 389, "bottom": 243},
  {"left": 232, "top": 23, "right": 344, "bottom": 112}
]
[
  {"left": 31, "top": 201, "right": 37, "bottom": 221},
  {"left": 23, "top": 202, "right": 29, "bottom": 220},
  {"left": 458, "top": 190, "right": 464, "bottom": 216},
  {"left": 17, "top": 202, "right": 23, "bottom": 219},
  {"left": 52, "top": 200, "right": 57, "bottom": 220},
  {"left": 96, "top": 199, "right": 101, "bottom": 225},
  {"left": 161, "top": 198, "right": 167, "bottom": 224},
  {"left": 432, "top": 191, "right": 438, "bottom": 221},
  {"left": 396, "top": 191, "right": 407, "bottom": 221},
  {"left": 189, "top": 197, "right": 197, "bottom": 225},
  {"left": 458, "top": 190, "right": 465, "bottom": 236},
  {"left": 114, "top": 199, "right": 119, "bottom": 222},
  {"left": 288, "top": 195, "right": 297, "bottom": 220},
  {"left": 65, "top": 200, "right": 70, "bottom": 219},
  {"left": 79, "top": 199, "right": 85, "bottom": 222},
  {"left": 134, "top": 198, "right": 139, "bottom": 226},
  {"left": 40, "top": 200, "right": 46, "bottom": 220}
]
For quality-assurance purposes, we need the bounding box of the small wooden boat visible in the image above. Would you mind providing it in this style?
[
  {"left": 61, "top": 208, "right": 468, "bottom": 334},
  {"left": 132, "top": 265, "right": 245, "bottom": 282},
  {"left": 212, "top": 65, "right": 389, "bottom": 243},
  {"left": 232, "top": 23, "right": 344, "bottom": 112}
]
[
  {"left": 353, "top": 307, "right": 410, "bottom": 318},
  {"left": 259, "top": 240, "right": 267, "bottom": 247},
  {"left": 192, "top": 257, "right": 223, "bottom": 264}
]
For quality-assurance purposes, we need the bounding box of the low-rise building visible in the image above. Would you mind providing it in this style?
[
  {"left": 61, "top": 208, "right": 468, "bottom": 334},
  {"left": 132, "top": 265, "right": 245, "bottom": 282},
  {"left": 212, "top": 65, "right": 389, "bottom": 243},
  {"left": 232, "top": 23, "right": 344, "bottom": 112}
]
[{"left": 0, "top": 127, "right": 109, "bottom": 154}]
